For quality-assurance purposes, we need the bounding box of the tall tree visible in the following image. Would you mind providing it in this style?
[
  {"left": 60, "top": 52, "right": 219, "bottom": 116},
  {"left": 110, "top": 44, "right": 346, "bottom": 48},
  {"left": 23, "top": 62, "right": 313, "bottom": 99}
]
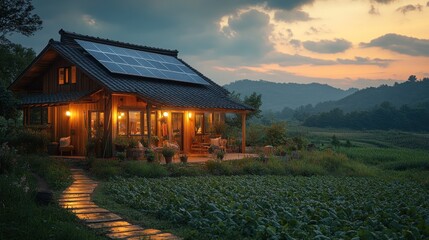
[
  {"left": 243, "top": 92, "right": 262, "bottom": 119},
  {"left": 407, "top": 75, "right": 417, "bottom": 82},
  {"left": 0, "top": 42, "right": 35, "bottom": 86},
  {"left": 0, "top": 0, "right": 41, "bottom": 120},
  {"left": 0, "top": 0, "right": 42, "bottom": 42}
]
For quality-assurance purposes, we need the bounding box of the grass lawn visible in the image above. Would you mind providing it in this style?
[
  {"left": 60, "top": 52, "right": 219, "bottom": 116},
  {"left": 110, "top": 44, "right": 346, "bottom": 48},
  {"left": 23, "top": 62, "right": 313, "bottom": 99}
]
[{"left": 0, "top": 154, "right": 106, "bottom": 240}]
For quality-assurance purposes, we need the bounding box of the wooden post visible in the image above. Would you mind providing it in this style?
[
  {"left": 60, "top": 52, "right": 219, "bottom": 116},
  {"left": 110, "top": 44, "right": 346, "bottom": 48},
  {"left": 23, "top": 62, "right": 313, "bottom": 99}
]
[
  {"left": 241, "top": 112, "right": 246, "bottom": 154},
  {"left": 146, "top": 103, "right": 151, "bottom": 147},
  {"left": 103, "top": 94, "right": 113, "bottom": 158}
]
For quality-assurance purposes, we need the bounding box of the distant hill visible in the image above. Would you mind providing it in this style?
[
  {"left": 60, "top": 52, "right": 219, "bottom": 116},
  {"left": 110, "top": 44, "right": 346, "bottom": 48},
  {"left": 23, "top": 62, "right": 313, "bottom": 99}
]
[
  {"left": 312, "top": 80, "right": 429, "bottom": 113},
  {"left": 223, "top": 79, "right": 357, "bottom": 111}
]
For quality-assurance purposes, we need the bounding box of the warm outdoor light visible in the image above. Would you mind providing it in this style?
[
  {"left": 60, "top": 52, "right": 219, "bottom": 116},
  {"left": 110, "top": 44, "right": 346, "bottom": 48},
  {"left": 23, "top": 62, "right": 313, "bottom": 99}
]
[
  {"left": 121, "top": 112, "right": 125, "bottom": 116},
  {"left": 118, "top": 115, "right": 122, "bottom": 119},
  {"left": 66, "top": 111, "right": 71, "bottom": 117},
  {"left": 163, "top": 112, "right": 168, "bottom": 117},
  {"left": 188, "top": 112, "right": 192, "bottom": 119}
]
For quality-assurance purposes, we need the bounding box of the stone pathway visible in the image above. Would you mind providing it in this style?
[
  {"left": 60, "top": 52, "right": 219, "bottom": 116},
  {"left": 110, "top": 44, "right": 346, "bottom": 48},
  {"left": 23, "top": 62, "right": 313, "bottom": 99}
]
[{"left": 59, "top": 168, "right": 179, "bottom": 240}]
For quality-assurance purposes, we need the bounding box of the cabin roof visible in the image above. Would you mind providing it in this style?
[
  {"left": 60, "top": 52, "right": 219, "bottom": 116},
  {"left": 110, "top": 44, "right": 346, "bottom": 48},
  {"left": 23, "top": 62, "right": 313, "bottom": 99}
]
[
  {"left": 11, "top": 30, "right": 253, "bottom": 111},
  {"left": 19, "top": 91, "right": 92, "bottom": 107}
]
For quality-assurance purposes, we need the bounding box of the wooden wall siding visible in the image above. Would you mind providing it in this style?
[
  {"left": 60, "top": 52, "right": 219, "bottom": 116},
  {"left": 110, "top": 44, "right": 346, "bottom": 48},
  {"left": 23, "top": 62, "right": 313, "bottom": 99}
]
[
  {"left": 42, "top": 57, "right": 101, "bottom": 94},
  {"left": 50, "top": 100, "right": 104, "bottom": 156}
]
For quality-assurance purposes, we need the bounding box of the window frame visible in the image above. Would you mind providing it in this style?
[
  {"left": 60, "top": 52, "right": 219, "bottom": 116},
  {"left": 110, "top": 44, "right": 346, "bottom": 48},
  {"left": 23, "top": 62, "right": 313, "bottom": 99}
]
[
  {"left": 117, "top": 109, "right": 157, "bottom": 137},
  {"left": 58, "top": 66, "right": 77, "bottom": 85}
]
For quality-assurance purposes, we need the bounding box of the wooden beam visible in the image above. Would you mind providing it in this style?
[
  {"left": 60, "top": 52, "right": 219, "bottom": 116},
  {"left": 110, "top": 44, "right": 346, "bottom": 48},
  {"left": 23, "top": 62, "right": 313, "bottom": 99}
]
[
  {"left": 146, "top": 103, "right": 152, "bottom": 147},
  {"left": 241, "top": 113, "right": 246, "bottom": 154},
  {"left": 103, "top": 94, "right": 113, "bottom": 158}
]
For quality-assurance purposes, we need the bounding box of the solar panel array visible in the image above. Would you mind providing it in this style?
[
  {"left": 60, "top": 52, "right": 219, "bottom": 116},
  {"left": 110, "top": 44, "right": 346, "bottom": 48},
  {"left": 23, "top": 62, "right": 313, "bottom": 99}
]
[{"left": 76, "top": 39, "right": 208, "bottom": 85}]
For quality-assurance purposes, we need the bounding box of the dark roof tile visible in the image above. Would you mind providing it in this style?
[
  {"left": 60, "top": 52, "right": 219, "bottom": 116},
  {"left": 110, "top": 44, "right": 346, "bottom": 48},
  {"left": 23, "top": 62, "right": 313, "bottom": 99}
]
[{"left": 47, "top": 34, "right": 252, "bottom": 111}]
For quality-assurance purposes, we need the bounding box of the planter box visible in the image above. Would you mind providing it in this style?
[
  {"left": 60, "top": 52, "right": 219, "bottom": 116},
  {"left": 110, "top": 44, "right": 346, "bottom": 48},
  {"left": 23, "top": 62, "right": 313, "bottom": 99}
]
[
  {"left": 126, "top": 148, "right": 144, "bottom": 160},
  {"left": 47, "top": 142, "right": 59, "bottom": 155}
]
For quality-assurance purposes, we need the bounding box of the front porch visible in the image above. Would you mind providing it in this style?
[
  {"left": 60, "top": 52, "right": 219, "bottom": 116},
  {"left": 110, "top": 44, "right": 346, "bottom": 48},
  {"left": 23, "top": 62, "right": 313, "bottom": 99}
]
[{"left": 53, "top": 152, "right": 258, "bottom": 164}]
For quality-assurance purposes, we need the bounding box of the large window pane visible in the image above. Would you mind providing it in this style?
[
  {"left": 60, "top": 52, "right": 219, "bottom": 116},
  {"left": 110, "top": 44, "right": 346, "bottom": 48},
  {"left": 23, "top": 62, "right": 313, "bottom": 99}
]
[
  {"left": 117, "top": 111, "right": 127, "bottom": 136},
  {"left": 195, "top": 113, "right": 204, "bottom": 134},
  {"left": 129, "top": 111, "right": 141, "bottom": 135}
]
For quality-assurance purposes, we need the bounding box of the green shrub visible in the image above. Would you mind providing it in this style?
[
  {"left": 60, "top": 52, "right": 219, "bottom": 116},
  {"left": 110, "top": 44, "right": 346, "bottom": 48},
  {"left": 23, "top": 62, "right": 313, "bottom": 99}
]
[
  {"left": 0, "top": 143, "right": 18, "bottom": 174},
  {"left": 242, "top": 160, "right": 268, "bottom": 175},
  {"left": 205, "top": 160, "right": 233, "bottom": 175},
  {"left": 8, "top": 128, "right": 49, "bottom": 154},
  {"left": 0, "top": 175, "right": 103, "bottom": 240},
  {"left": 89, "top": 158, "right": 122, "bottom": 180},
  {"left": 285, "top": 159, "right": 326, "bottom": 176},
  {"left": 27, "top": 155, "right": 72, "bottom": 190},
  {"left": 264, "top": 122, "right": 287, "bottom": 146},
  {"left": 380, "top": 159, "right": 429, "bottom": 171},
  {"left": 123, "top": 161, "right": 168, "bottom": 178},
  {"left": 284, "top": 150, "right": 375, "bottom": 177},
  {"left": 165, "top": 163, "right": 205, "bottom": 177}
]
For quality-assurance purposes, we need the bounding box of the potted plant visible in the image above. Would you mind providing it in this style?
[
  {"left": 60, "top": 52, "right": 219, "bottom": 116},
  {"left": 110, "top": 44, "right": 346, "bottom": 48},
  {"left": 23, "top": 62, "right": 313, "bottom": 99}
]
[
  {"left": 216, "top": 149, "right": 225, "bottom": 161},
  {"left": 145, "top": 148, "right": 155, "bottom": 163},
  {"left": 126, "top": 138, "right": 144, "bottom": 160},
  {"left": 114, "top": 137, "right": 128, "bottom": 152},
  {"left": 151, "top": 135, "right": 160, "bottom": 147},
  {"left": 161, "top": 146, "right": 176, "bottom": 164},
  {"left": 179, "top": 153, "right": 188, "bottom": 163}
]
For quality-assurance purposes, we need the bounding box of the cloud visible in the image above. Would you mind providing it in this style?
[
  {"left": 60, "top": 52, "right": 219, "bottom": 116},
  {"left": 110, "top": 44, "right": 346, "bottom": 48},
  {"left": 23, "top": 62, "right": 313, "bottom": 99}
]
[
  {"left": 336, "top": 56, "right": 393, "bottom": 67},
  {"left": 427, "top": 1, "right": 429, "bottom": 7},
  {"left": 303, "top": 39, "right": 352, "bottom": 54},
  {"left": 274, "top": 10, "right": 312, "bottom": 22},
  {"left": 361, "top": 33, "right": 429, "bottom": 56},
  {"left": 219, "top": 9, "right": 273, "bottom": 57},
  {"left": 396, "top": 4, "right": 423, "bottom": 14},
  {"left": 261, "top": 0, "right": 316, "bottom": 10},
  {"left": 372, "top": 0, "right": 397, "bottom": 4},
  {"left": 369, "top": 5, "right": 380, "bottom": 15},
  {"left": 289, "top": 39, "right": 302, "bottom": 48},
  {"left": 82, "top": 14, "right": 96, "bottom": 26}
]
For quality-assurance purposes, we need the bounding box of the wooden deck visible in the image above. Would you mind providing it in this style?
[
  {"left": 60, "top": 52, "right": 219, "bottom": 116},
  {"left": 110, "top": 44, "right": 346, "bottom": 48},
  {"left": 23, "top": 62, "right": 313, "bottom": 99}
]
[{"left": 53, "top": 152, "right": 258, "bottom": 163}]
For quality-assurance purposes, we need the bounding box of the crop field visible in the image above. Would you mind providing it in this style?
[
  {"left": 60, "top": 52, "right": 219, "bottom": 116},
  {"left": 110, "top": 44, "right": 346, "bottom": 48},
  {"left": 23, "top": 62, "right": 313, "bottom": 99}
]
[{"left": 104, "top": 176, "right": 429, "bottom": 239}]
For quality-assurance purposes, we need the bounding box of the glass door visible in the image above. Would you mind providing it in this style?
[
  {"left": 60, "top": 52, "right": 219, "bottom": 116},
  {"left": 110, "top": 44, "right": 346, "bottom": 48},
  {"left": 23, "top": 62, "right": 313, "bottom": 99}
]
[
  {"left": 89, "top": 111, "right": 104, "bottom": 140},
  {"left": 171, "top": 112, "right": 183, "bottom": 150}
]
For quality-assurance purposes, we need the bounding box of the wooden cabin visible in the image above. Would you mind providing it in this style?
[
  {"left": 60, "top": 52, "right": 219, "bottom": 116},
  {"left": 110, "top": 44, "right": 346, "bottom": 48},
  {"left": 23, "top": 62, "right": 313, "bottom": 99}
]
[{"left": 9, "top": 30, "right": 253, "bottom": 157}]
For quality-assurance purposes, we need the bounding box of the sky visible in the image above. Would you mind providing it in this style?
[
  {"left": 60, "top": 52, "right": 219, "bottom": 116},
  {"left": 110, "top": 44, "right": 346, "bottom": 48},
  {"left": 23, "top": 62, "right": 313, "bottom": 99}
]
[{"left": 9, "top": 0, "right": 429, "bottom": 89}]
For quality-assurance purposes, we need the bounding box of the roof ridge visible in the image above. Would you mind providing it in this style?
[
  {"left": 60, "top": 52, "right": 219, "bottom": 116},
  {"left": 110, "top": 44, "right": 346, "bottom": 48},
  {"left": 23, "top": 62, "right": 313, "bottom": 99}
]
[{"left": 59, "top": 29, "right": 178, "bottom": 57}]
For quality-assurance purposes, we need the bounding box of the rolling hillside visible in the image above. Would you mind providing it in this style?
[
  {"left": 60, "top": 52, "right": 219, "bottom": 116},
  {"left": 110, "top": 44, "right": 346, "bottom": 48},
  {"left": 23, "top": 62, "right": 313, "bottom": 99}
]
[
  {"left": 224, "top": 79, "right": 357, "bottom": 111},
  {"left": 312, "top": 80, "right": 429, "bottom": 113}
]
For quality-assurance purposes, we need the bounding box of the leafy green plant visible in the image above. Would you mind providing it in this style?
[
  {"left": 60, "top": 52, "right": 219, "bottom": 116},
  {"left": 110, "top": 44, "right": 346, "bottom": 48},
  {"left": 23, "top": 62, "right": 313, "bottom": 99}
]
[
  {"left": 161, "top": 146, "right": 176, "bottom": 158},
  {"left": 104, "top": 175, "right": 429, "bottom": 240},
  {"left": 123, "top": 161, "right": 168, "bottom": 178},
  {"left": 145, "top": 148, "right": 155, "bottom": 162},
  {"left": 89, "top": 158, "right": 122, "bottom": 180}
]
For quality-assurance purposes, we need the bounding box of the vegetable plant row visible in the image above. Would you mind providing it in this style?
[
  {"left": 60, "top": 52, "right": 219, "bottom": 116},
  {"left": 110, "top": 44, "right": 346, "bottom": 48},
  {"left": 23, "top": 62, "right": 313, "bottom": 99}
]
[{"left": 104, "top": 176, "right": 429, "bottom": 239}]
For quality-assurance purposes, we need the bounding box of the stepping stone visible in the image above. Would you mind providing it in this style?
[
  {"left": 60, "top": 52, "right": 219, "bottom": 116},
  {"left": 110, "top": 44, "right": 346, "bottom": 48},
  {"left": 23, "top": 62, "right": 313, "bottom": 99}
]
[
  {"left": 99, "top": 224, "right": 144, "bottom": 234},
  {"left": 58, "top": 196, "right": 91, "bottom": 202},
  {"left": 70, "top": 184, "right": 97, "bottom": 187},
  {"left": 61, "top": 193, "right": 90, "bottom": 198},
  {"left": 71, "top": 207, "right": 110, "bottom": 214},
  {"left": 72, "top": 180, "right": 98, "bottom": 185},
  {"left": 127, "top": 233, "right": 180, "bottom": 240},
  {"left": 64, "top": 186, "right": 96, "bottom": 192},
  {"left": 60, "top": 202, "right": 98, "bottom": 209},
  {"left": 62, "top": 189, "right": 95, "bottom": 194},
  {"left": 76, "top": 212, "right": 122, "bottom": 223},
  {"left": 87, "top": 220, "right": 132, "bottom": 229},
  {"left": 106, "top": 229, "right": 161, "bottom": 239}
]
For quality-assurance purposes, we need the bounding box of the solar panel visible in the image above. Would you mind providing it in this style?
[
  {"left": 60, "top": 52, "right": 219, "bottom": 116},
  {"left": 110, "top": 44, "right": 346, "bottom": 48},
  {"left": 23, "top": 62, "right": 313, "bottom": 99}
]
[{"left": 76, "top": 39, "right": 209, "bottom": 85}]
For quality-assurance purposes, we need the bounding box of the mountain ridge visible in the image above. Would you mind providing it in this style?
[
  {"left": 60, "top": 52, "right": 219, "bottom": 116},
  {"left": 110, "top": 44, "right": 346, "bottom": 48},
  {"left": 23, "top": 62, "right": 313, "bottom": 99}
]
[{"left": 224, "top": 79, "right": 357, "bottom": 111}]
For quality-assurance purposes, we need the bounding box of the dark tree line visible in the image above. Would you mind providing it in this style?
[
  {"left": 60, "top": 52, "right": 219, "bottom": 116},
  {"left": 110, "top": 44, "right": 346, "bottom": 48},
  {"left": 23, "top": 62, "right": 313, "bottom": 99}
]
[{"left": 303, "top": 102, "right": 429, "bottom": 131}]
